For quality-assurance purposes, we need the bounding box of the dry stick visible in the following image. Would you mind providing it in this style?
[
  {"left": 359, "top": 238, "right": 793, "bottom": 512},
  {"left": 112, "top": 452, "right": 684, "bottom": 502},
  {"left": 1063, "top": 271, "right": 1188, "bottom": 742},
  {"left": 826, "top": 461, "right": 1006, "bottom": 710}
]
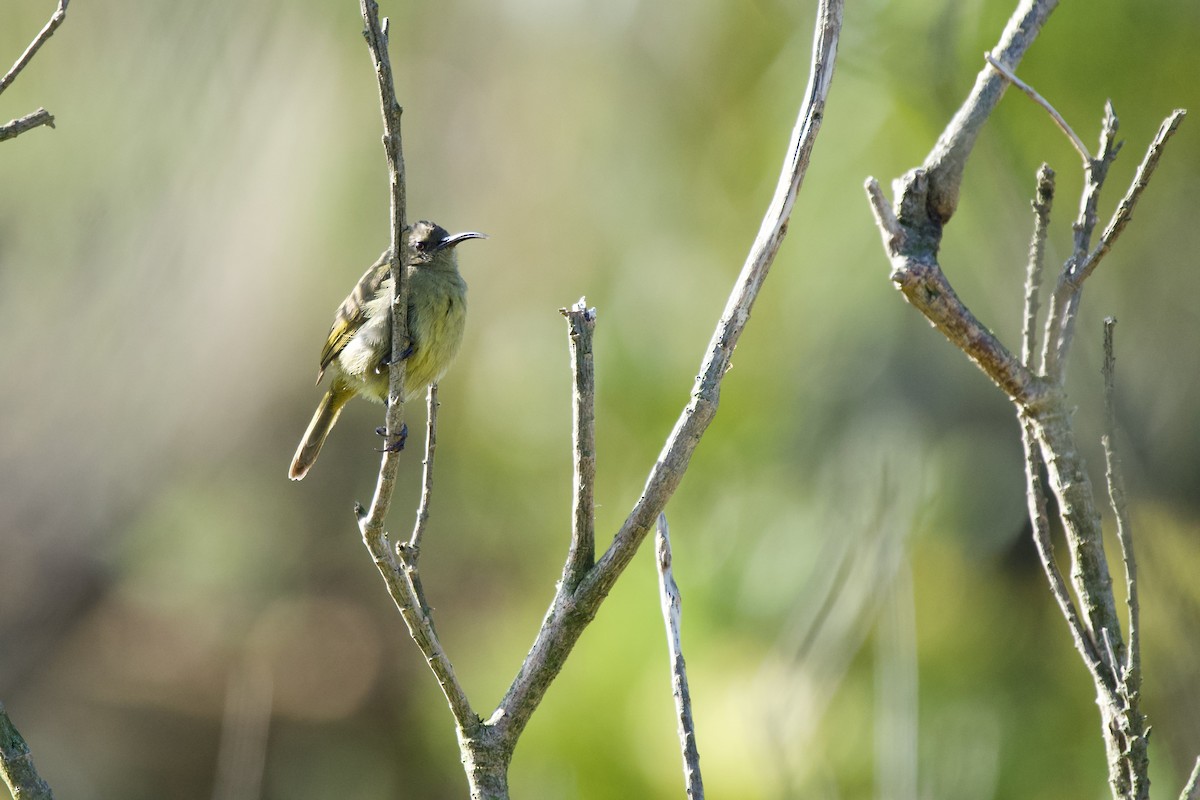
[
  {"left": 1019, "top": 423, "right": 1117, "bottom": 706},
  {"left": 1181, "top": 757, "right": 1200, "bottom": 800},
  {"left": 920, "top": 0, "right": 1059, "bottom": 223},
  {"left": 491, "top": 0, "right": 843, "bottom": 750},
  {"left": 864, "top": 2, "right": 1188, "bottom": 795},
  {"left": 353, "top": 0, "right": 476, "bottom": 738},
  {"left": 655, "top": 514, "right": 704, "bottom": 800},
  {"left": 1072, "top": 110, "right": 1187, "bottom": 289},
  {"left": 0, "top": 108, "right": 54, "bottom": 142},
  {"left": 1097, "top": 333, "right": 1151, "bottom": 800},
  {"left": 560, "top": 299, "right": 597, "bottom": 592},
  {"left": 0, "top": 0, "right": 69, "bottom": 96},
  {"left": 1041, "top": 104, "right": 1121, "bottom": 381},
  {"left": 865, "top": 177, "right": 1042, "bottom": 405},
  {"left": 0, "top": 703, "right": 54, "bottom": 800},
  {"left": 985, "top": 54, "right": 1091, "bottom": 164},
  {"left": 1022, "top": 165, "right": 1055, "bottom": 368},
  {"left": 1101, "top": 320, "right": 1138, "bottom": 678},
  {"left": 407, "top": 384, "right": 440, "bottom": 552},
  {"left": 0, "top": 0, "right": 69, "bottom": 144}
]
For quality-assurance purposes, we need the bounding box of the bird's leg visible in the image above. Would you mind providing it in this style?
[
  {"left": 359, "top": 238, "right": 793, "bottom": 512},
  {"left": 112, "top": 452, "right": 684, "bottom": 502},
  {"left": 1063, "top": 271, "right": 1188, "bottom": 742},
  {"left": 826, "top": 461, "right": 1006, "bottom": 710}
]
[
  {"left": 375, "top": 422, "right": 408, "bottom": 452},
  {"left": 378, "top": 340, "right": 414, "bottom": 368}
]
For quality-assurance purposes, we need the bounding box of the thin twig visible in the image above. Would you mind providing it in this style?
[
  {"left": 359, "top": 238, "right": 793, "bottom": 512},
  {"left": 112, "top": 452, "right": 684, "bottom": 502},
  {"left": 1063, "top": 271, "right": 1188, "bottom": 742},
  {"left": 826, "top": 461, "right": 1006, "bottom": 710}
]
[
  {"left": 1101, "top": 319, "right": 1139, "bottom": 689},
  {"left": 407, "top": 384, "right": 440, "bottom": 552},
  {"left": 655, "top": 514, "right": 704, "bottom": 800},
  {"left": 985, "top": 53, "right": 1091, "bottom": 164},
  {"left": 0, "top": 109, "right": 54, "bottom": 142},
  {"left": 1019, "top": 423, "right": 1117, "bottom": 705},
  {"left": 0, "top": 702, "right": 54, "bottom": 800},
  {"left": 1041, "top": 104, "right": 1121, "bottom": 380},
  {"left": 0, "top": 0, "right": 69, "bottom": 97},
  {"left": 359, "top": 0, "right": 410, "bottom": 461},
  {"left": 1022, "top": 165, "right": 1056, "bottom": 368},
  {"left": 560, "top": 299, "right": 597, "bottom": 592},
  {"left": 1180, "top": 757, "right": 1200, "bottom": 800},
  {"left": 353, "top": 0, "right": 475, "bottom": 738},
  {"left": 492, "top": 0, "right": 843, "bottom": 748},
  {"left": 1071, "top": 109, "right": 1187, "bottom": 289},
  {"left": 357, "top": 497, "right": 475, "bottom": 729}
]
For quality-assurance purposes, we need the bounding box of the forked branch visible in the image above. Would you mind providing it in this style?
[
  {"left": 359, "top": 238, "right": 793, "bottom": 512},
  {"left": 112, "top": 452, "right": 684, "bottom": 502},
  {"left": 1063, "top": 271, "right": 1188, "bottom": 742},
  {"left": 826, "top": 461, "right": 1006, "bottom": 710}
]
[{"left": 864, "top": 2, "right": 1186, "bottom": 796}]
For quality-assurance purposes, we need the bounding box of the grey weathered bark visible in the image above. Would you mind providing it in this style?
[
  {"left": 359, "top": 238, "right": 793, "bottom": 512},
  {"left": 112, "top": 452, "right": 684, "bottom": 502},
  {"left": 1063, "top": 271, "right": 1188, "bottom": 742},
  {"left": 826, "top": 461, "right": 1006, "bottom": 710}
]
[
  {"left": 864, "top": 1, "right": 1190, "bottom": 797},
  {"left": 349, "top": 0, "right": 843, "bottom": 796}
]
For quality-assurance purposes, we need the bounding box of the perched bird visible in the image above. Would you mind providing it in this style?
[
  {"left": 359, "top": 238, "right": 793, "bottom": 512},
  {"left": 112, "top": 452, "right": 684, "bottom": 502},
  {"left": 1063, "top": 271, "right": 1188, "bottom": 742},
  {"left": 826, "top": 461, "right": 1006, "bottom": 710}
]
[{"left": 289, "top": 220, "right": 485, "bottom": 480}]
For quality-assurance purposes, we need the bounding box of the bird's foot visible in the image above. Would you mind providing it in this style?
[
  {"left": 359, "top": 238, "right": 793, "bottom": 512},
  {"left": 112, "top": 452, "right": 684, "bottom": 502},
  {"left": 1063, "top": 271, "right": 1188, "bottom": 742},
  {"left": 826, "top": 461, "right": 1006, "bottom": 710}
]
[
  {"left": 378, "top": 343, "right": 414, "bottom": 368},
  {"left": 375, "top": 422, "right": 408, "bottom": 453}
]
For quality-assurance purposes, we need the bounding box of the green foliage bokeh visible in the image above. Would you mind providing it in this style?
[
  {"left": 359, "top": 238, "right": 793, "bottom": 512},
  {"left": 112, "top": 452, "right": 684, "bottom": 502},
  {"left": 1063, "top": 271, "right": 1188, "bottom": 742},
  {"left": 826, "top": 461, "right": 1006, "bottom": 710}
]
[{"left": 1, "top": 0, "right": 1198, "bottom": 797}]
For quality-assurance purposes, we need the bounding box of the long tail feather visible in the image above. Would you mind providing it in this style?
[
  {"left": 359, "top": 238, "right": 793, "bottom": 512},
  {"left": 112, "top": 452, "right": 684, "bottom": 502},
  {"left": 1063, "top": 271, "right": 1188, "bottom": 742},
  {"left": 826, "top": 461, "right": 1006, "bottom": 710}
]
[{"left": 289, "top": 389, "right": 352, "bottom": 480}]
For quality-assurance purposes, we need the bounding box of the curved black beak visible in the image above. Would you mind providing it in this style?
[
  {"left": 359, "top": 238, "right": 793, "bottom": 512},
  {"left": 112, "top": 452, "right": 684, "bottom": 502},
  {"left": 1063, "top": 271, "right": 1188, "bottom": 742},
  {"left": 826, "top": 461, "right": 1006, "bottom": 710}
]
[{"left": 435, "top": 231, "right": 488, "bottom": 250}]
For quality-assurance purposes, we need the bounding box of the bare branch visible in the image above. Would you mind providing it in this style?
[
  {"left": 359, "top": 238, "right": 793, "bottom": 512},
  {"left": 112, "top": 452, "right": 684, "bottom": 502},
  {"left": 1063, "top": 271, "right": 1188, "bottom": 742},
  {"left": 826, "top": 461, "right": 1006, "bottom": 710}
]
[
  {"left": 865, "top": 177, "right": 904, "bottom": 254},
  {"left": 1022, "top": 165, "right": 1055, "bottom": 368},
  {"left": 1020, "top": 424, "right": 1116, "bottom": 703},
  {"left": 1071, "top": 110, "right": 1187, "bottom": 289},
  {"left": 354, "top": 502, "right": 475, "bottom": 730},
  {"left": 1181, "top": 757, "right": 1200, "bottom": 800},
  {"left": 0, "top": 1, "right": 68, "bottom": 145},
  {"left": 1041, "top": 104, "right": 1121, "bottom": 379},
  {"left": 560, "top": 299, "right": 597, "bottom": 592},
  {"left": 0, "top": 0, "right": 69, "bottom": 97},
  {"left": 655, "top": 514, "right": 704, "bottom": 800},
  {"left": 985, "top": 54, "right": 1091, "bottom": 164},
  {"left": 920, "top": 0, "right": 1060, "bottom": 223},
  {"left": 359, "top": 0, "right": 410, "bottom": 462},
  {"left": 0, "top": 702, "right": 54, "bottom": 800},
  {"left": 1101, "top": 320, "right": 1139, "bottom": 688},
  {"left": 492, "top": 0, "right": 844, "bottom": 747},
  {"left": 0, "top": 109, "right": 54, "bottom": 142},
  {"left": 407, "top": 384, "right": 440, "bottom": 552},
  {"left": 865, "top": 1, "right": 1187, "bottom": 793},
  {"left": 351, "top": 0, "right": 476, "bottom": 745}
]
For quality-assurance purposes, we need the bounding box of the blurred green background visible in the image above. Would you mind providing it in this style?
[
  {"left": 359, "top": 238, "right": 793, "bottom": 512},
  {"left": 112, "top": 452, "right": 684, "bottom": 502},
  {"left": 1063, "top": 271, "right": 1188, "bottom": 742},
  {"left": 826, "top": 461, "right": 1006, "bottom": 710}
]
[{"left": 2, "top": 0, "right": 1198, "bottom": 797}]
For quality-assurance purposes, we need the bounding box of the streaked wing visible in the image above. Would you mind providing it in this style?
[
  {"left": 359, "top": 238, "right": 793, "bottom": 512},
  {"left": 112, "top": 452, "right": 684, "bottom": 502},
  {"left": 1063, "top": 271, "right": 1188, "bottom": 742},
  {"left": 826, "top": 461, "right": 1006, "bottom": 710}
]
[{"left": 317, "top": 251, "right": 390, "bottom": 379}]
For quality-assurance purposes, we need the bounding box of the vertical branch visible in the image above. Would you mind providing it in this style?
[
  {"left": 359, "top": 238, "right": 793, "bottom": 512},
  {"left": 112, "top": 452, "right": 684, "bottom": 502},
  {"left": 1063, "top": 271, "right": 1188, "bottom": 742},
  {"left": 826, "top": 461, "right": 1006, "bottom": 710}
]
[
  {"left": 867, "top": 4, "right": 1186, "bottom": 795},
  {"left": 493, "top": 0, "right": 843, "bottom": 748},
  {"left": 655, "top": 514, "right": 704, "bottom": 800},
  {"left": 561, "top": 299, "right": 597, "bottom": 592},
  {"left": 1101, "top": 319, "right": 1138, "bottom": 687},
  {"left": 407, "top": 384, "right": 440, "bottom": 552},
  {"left": 358, "top": 0, "right": 410, "bottom": 464},
  {"left": 0, "top": 703, "right": 54, "bottom": 800},
  {"left": 1022, "top": 165, "right": 1055, "bottom": 368},
  {"left": 1041, "top": 105, "right": 1120, "bottom": 380},
  {"left": 1101, "top": 319, "right": 1150, "bottom": 800},
  {"left": 353, "top": 0, "right": 477, "bottom": 745},
  {"left": 1020, "top": 423, "right": 1114, "bottom": 696},
  {"left": 353, "top": 0, "right": 408, "bottom": 591}
]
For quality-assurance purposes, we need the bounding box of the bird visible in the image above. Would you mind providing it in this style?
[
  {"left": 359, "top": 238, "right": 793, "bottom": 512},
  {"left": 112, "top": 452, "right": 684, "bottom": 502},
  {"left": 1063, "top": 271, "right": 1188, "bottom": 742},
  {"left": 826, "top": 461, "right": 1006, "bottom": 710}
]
[{"left": 289, "top": 220, "right": 485, "bottom": 480}]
